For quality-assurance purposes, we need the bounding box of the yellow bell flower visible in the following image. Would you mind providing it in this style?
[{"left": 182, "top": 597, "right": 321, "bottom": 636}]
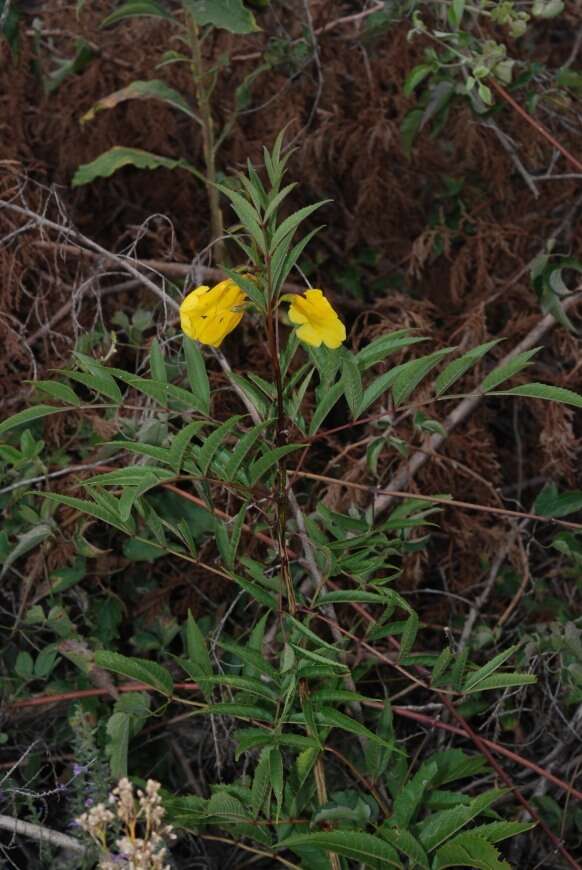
[
  {"left": 284, "top": 289, "right": 346, "bottom": 349},
  {"left": 180, "top": 279, "right": 247, "bottom": 348}
]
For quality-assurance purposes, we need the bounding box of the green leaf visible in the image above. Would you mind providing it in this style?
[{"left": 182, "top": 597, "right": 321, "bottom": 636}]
[
  {"left": 168, "top": 420, "right": 206, "bottom": 473},
  {"left": 480, "top": 349, "right": 541, "bottom": 392},
  {"left": 418, "top": 789, "right": 506, "bottom": 852},
  {"left": 41, "top": 492, "right": 134, "bottom": 535},
  {"left": 94, "top": 650, "right": 174, "bottom": 696},
  {"left": 404, "top": 64, "right": 434, "bottom": 97},
  {"left": 490, "top": 382, "right": 582, "bottom": 409},
  {"left": 464, "top": 672, "right": 536, "bottom": 693},
  {"left": 15, "top": 651, "right": 34, "bottom": 680},
  {"left": 184, "top": 0, "right": 259, "bottom": 33},
  {"left": 224, "top": 420, "right": 272, "bottom": 480},
  {"left": 462, "top": 645, "right": 519, "bottom": 692},
  {"left": 251, "top": 747, "right": 272, "bottom": 817},
  {"left": 392, "top": 348, "right": 455, "bottom": 405},
  {"left": 249, "top": 443, "right": 304, "bottom": 485},
  {"left": 73, "top": 352, "right": 124, "bottom": 402},
  {"left": 270, "top": 747, "right": 284, "bottom": 814},
  {"left": 203, "top": 702, "right": 274, "bottom": 723},
  {"left": 431, "top": 647, "right": 453, "bottom": 684},
  {"left": 183, "top": 337, "right": 210, "bottom": 414},
  {"left": 73, "top": 146, "right": 205, "bottom": 187},
  {"left": 101, "top": 0, "right": 176, "bottom": 27},
  {"left": 356, "top": 332, "right": 426, "bottom": 370},
  {"left": 434, "top": 340, "right": 501, "bottom": 396},
  {"left": 186, "top": 611, "right": 212, "bottom": 677},
  {"left": 279, "top": 831, "right": 402, "bottom": 868},
  {"left": 433, "top": 833, "right": 509, "bottom": 869},
  {"left": 341, "top": 352, "right": 363, "bottom": 418},
  {"left": 392, "top": 760, "right": 438, "bottom": 827},
  {"left": 1, "top": 524, "right": 53, "bottom": 579},
  {"left": 222, "top": 268, "right": 266, "bottom": 312},
  {"left": 317, "top": 707, "right": 392, "bottom": 748},
  {"left": 0, "top": 404, "right": 64, "bottom": 438},
  {"left": 379, "top": 826, "right": 429, "bottom": 869},
  {"left": 81, "top": 79, "right": 196, "bottom": 124},
  {"left": 308, "top": 381, "right": 344, "bottom": 435},
  {"left": 533, "top": 482, "right": 582, "bottom": 518},
  {"left": 149, "top": 338, "right": 167, "bottom": 382},
  {"left": 219, "top": 638, "right": 279, "bottom": 681},
  {"left": 269, "top": 201, "right": 329, "bottom": 256},
  {"left": 399, "top": 611, "right": 419, "bottom": 659},
  {"left": 34, "top": 380, "right": 81, "bottom": 406},
  {"left": 218, "top": 187, "right": 264, "bottom": 249},
  {"left": 198, "top": 416, "right": 243, "bottom": 475},
  {"left": 469, "top": 821, "right": 534, "bottom": 844}
]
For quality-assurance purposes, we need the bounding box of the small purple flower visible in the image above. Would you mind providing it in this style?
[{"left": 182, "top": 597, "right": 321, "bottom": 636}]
[{"left": 84, "top": 798, "right": 94, "bottom": 808}]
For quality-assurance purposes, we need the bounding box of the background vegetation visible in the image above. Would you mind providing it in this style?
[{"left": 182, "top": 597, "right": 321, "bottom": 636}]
[{"left": 1, "top": 1, "right": 582, "bottom": 868}]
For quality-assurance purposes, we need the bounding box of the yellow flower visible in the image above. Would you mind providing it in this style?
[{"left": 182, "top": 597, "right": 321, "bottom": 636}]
[
  {"left": 284, "top": 289, "right": 346, "bottom": 349},
  {"left": 180, "top": 279, "right": 247, "bottom": 348}
]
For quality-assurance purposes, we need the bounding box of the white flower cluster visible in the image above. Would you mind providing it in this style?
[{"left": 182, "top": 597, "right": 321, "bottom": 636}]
[{"left": 76, "top": 777, "right": 176, "bottom": 869}]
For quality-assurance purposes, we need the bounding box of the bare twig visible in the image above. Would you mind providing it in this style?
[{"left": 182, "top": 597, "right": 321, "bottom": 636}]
[{"left": 0, "top": 815, "right": 86, "bottom": 855}]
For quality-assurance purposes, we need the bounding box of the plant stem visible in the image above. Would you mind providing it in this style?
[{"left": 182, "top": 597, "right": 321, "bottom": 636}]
[{"left": 188, "top": 15, "right": 224, "bottom": 264}]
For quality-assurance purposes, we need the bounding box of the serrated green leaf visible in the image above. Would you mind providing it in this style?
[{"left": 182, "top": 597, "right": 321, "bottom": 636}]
[
  {"left": 433, "top": 832, "right": 509, "bottom": 869},
  {"left": 198, "top": 416, "right": 242, "bottom": 475},
  {"left": 490, "top": 381, "right": 582, "bottom": 409},
  {"left": 392, "top": 760, "right": 438, "bottom": 827},
  {"left": 379, "top": 826, "right": 429, "bottom": 869},
  {"left": 94, "top": 650, "right": 173, "bottom": 696},
  {"left": 418, "top": 789, "right": 506, "bottom": 852},
  {"left": 224, "top": 420, "right": 271, "bottom": 480},
  {"left": 434, "top": 340, "right": 501, "bottom": 396},
  {"left": 462, "top": 645, "right": 519, "bottom": 692},
  {"left": 317, "top": 707, "right": 392, "bottom": 748},
  {"left": 41, "top": 492, "right": 134, "bottom": 535},
  {"left": 464, "top": 672, "right": 536, "bottom": 693},
  {"left": 392, "top": 348, "right": 455, "bottom": 405},
  {"left": 185, "top": 611, "right": 212, "bottom": 678},
  {"left": 431, "top": 647, "right": 453, "bottom": 684},
  {"left": 251, "top": 747, "right": 272, "bottom": 817},
  {"left": 480, "top": 349, "right": 541, "bottom": 392},
  {"left": 279, "top": 831, "right": 402, "bottom": 868}
]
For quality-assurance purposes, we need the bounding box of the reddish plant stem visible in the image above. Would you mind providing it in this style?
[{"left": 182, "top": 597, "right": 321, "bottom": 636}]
[
  {"left": 491, "top": 79, "right": 582, "bottom": 174},
  {"left": 9, "top": 682, "right": 199, "bottom": 709}
]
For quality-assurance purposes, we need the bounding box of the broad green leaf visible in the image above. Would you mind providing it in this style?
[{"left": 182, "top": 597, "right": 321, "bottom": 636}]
[
  {"left": 341, "top": 352, "right": 363, "bottom": 418},
  {"left": 73, "top": 146, "right": 205, "bottom": 187},
  {"left": 490, "top": 382, "right": 582, "bottom": 409},
  {"left": 224, "top": 420, "right": 271, "bottom": 480},
  {"left": 82, "top": 80, "right": 196, "bottom": 124},
  {"left": 433, "top": 833, "right": 509, "bottom": 870},
  {"left": 184, "top": 0, "right": 259, "bottom": 33},
  {"left": 534, "top": 482, "right": 582, "bottom": 518},
  {"left": 102, "top": 0, "right": 175, "bottom": 27},
  {"left": 403, "top": 64, "right": 434, "bottom": 97},
  {"left": 430, "top": 750, "right": 487, "bottom": 787},
  {"left": 249, "top": 443, "right": 303, "bottom": 486},
  {"left": 480, "top": 348, "right": 540, "bottom": 392},
  {"left": 183, "top": 337, "right": 210, "bottom": 414},
  {"left": 434, "top": 340, "right": 501, "bottom": 396},
  {"left": 279, "top": 831, "right": 402, "bottom": 868},
  {"left": 0, "top": 404, "right": 65, "bottom": 437},
  {"left": 95, "top": 650, "right": 174, "bottom": 696}
]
